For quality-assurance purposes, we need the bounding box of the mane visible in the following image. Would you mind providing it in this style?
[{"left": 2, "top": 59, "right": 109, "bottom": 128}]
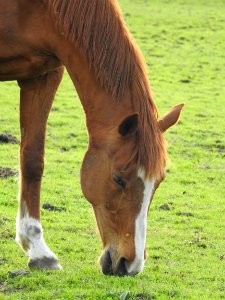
[{"left": 44, "top": 0, "right": 167, "bottom": 179}]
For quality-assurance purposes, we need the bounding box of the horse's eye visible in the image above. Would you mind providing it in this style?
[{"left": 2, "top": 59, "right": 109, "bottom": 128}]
[{"left": 113, "top": 174, "right": 126, "bottom": 190}]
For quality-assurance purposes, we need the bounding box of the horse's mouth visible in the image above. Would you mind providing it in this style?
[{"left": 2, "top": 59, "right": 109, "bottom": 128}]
[{"left": 100, "top": 250, "right": 128, "bottom": 276}]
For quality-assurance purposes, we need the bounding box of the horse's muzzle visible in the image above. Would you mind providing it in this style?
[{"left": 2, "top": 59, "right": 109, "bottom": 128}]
[
  {"left": 100, "top": 250, "right": 128, "bottom": 276},
  {"left": 101, "top": 250, "right": 113, "bottom": 275}
]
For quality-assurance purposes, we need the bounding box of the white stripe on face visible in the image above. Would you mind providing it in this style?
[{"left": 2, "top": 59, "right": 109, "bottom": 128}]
[{"left": 126, "top": 170, "right": 155, "bottom": 275}]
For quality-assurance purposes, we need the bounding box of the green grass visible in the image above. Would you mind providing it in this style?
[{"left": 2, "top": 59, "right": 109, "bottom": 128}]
[{"left": 0, "top": 0, "right": 225, "bottom": 299}]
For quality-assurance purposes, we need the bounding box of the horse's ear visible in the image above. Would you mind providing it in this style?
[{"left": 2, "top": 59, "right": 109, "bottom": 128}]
[
  {"left": 158, "top": 103, "right": 184, "bottom": 132},
  {"left": 118, "top": 113, "right": 138, "bottom": 136}
]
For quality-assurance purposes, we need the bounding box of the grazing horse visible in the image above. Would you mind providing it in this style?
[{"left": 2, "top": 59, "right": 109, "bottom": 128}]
[{"left": 0, "top": 0, "right": 183, "bottom": 276}]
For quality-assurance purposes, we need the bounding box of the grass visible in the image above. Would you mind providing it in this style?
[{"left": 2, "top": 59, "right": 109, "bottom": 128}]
[{"left": 0, "top": 0, "right": 225, "bottom": 299}]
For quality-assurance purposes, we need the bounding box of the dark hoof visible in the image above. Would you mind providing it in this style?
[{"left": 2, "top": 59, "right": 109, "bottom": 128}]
[{"left": 28, "top": 257, "right": 62, "bottom": 270}]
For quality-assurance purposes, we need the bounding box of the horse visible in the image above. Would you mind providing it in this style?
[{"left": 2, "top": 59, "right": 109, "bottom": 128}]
[{"left": 0, "top": 0, "right": 184, "bottom": 276}]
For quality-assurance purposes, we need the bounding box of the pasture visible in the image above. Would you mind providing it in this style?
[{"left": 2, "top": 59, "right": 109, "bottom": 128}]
[{"left": 0, "top": 0, "right": 224, "bottom": 298}]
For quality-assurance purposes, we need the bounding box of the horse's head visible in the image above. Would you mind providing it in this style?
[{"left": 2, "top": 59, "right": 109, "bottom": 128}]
[{"left": 81, "top": 104, "right": 184, "bottom": 276}]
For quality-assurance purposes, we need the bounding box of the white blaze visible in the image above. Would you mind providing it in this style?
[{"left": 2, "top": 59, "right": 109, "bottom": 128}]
[{"left": 126, "top": 170, "right": 155, "bottom": 275}]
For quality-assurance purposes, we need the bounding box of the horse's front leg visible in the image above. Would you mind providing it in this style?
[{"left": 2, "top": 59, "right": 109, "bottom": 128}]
[{"left": 16, "top": 67, "right": 64, "bottom": 270}]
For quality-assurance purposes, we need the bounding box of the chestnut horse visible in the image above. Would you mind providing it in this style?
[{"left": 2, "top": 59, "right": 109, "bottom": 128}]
[{"left": 0, "top": 0, "right": 183, "bottom": 276}]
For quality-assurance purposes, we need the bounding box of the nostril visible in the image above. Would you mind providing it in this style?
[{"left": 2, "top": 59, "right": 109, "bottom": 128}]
[
  {"left": 115, "top": 257, "right": 128, "bottom": 277},
  {"left": 101, "top": 250, "right": 113, "bottom": 275}
]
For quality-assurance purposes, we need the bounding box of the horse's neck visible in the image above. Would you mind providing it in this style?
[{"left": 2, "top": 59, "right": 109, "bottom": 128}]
[{"left": 58, "top": 42, "right": 135, "bottom": 138}]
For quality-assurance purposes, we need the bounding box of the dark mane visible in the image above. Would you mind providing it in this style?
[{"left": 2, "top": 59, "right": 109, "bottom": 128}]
[{"left": 45, "top": 0, "right": 167, "bottom": 178}]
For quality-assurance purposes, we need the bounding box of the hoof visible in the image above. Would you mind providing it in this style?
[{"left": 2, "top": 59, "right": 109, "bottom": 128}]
[{"left": 28, "top": 257, "right": 62, "bottom": 270}]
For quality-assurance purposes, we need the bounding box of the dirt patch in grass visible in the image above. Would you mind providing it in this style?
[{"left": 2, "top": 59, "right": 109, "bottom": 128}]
[
  {"left": 152, "top": 255, "right": 162, "bottom": 260},
  {"left": 133, "top": 294, "right": 155, "bottom": 300},
  {"left": 60, "top": 146, "right": 70, "bottom": 152},
  {"left": 159, "top": 203, "right": 171, "bottom": 211},
  {"left": 42, "top": 203, "right": 66, "bottom": 212},
  {"left": 8, "top": 270, "right": 31, "bottom": 278},
  {"left": 0, "top": 258, "right": 7, "bottom": 264},
  {"left": 176, "top": 212, "right": 194, "bottom": 217},
  {"left": 0, "top": 167, "right": 18, "bottom": 179},
  {"left": 0, "top": 283, "right": 22, "bottom": 295},
  {"left": 180, "top": 79, "right": 191, "bottom": 83},
  {"left": 0, "top": 133, "right": 19, "bottom": 144},
  {"left": 0, "top": 279, "right": 24, "bottom": 295}
]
